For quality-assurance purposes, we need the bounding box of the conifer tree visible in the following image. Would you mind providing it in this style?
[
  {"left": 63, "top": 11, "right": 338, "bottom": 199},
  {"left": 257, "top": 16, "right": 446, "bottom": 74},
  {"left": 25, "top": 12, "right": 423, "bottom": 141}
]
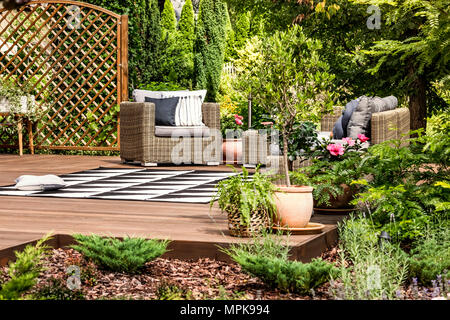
[
  {"left": 178, "top": 0, "right": 195, "bottom": 52},
  {"left": 194, "top": 0, "right": 228, "bottom": 102},
  {"left": 161, "top": 0, "right": 177, "bottom": 36},
  {"left": 234, "top": 11, "right": 250, "bottom": 51}
]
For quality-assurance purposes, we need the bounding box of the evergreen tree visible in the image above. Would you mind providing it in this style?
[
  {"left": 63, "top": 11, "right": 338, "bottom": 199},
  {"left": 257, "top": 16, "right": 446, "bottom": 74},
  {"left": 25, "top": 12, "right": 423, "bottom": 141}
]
[
  {"left": 161, "top": 0, "right": 177, "bottom": 36},
  {"left": 224, "top": 6, "right": 236, "bottom": 62},
  {"left": 86, "top": 0, "right": 166, "bottom": 91},
  {"left": 178, "top": 0, "right": 195, "bottom": 52},
  {"left": 234, "top": 11, "right": 250, "bottom": 50},
  {"left": 194, "top": 0, "right": 228, "bottom": 102},
  {"left": 175, "top": 0, "right": 196, "bottom": 87}
]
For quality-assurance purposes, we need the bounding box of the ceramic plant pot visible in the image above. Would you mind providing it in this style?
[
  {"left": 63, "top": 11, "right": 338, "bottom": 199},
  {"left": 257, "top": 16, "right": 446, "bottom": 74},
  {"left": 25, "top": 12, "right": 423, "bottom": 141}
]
[
  {"left": 222, "top": 139, "right": 242, "bottom": 164},
  {"left": 273, "top": 185, "right": 314, "bottom": 229}
]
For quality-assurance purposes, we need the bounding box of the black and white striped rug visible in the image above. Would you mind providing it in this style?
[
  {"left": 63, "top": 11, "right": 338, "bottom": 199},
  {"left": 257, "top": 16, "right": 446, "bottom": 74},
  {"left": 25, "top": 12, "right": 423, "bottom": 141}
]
[{"left": 0, "top": 167, "right": 240, "bottom": 204}]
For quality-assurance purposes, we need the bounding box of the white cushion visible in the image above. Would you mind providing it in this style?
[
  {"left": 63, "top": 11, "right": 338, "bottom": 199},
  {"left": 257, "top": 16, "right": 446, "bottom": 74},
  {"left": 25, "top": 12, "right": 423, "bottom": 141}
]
[
  {"left": 132, "top": 89, "right": 207, "bottom": 127},
  {"left": 14, "top": 174, "right": 67, "bottom": 191}
]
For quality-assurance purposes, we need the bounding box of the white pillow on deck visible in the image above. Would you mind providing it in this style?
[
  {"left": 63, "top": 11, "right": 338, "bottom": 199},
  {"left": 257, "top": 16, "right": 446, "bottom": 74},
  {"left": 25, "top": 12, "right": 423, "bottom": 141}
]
[{"left": 14, "top": 174, "right": 67, "bottom": 191}]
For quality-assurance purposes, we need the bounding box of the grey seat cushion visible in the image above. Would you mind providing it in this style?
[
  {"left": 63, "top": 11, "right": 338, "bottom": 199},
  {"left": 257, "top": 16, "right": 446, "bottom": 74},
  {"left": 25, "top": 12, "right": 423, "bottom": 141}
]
[{"left": 155, "top": 126, "right": 212, "bottom": 137}]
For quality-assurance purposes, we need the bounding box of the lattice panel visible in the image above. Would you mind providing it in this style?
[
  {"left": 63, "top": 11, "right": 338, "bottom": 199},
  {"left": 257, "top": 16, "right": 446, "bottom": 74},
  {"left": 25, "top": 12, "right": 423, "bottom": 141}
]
[{"left": 0, "top": 1, "right": 128, "bottom": 151}]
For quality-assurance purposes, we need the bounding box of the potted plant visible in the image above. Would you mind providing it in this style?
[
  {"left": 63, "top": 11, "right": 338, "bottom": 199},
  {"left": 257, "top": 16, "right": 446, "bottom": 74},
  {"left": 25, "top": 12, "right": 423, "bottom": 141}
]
[
  {"left": 234, "top": 25, "right": 335, "bottom": 228},
  {"left": 0, "top": 77, "right": 38, "bottom": 135},
  {"left": 211, "top": 167, "right": 278, "bottom": 237},
  {"left": 220, "top": 96, "right": 244, "bottom": 164},
  {"left": 290, "top": 135, "right": 369, "bottom": 212}
]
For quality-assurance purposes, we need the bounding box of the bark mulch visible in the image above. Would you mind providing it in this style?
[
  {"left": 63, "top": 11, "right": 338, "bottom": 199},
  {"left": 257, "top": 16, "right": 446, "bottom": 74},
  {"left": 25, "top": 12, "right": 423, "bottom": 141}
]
[{"left": 0, "top": 246, "right": 445, "bottom": 300}]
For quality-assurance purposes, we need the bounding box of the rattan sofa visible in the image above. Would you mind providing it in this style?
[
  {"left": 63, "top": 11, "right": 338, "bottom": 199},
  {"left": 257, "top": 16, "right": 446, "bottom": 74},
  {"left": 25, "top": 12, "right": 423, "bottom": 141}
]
[
  {"left": 243, "top": 106, "right": 411, "bottom": 168},
  {"left": 119, "top": 101, "right": 222, "bottom": 166}
]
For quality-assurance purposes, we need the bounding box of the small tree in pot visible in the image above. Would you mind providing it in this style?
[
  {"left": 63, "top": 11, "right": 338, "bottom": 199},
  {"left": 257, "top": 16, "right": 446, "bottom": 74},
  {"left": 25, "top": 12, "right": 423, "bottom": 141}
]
[
  {"left": 236, "top": 25, "right": 335, "bottom": 186},
  {"left": 235, "top": 25, "right": 335, "bottom": 228}
]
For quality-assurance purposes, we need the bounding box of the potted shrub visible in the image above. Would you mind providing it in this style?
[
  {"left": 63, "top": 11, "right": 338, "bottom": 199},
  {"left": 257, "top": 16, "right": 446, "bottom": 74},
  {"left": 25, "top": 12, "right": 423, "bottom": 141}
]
[
  {"left": 290, "top": 135, "right": 369, "bottom": 211},
  {"left": 0, "top": 77, "right": 38, "bottom": 134},
  {"left": 234, "top": 25, "right": 335, "bottom": 228},
  {"left": 211, "top": 167, "right": 278, "bottom": 237},
  {"left": 220, "top": 96, "right": 244, "bottom": 164}
]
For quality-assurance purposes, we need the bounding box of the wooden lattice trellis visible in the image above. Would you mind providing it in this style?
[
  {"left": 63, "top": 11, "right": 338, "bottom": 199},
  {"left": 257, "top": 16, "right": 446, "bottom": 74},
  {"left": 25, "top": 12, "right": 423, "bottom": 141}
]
[{"left": 0, "top": 0, "right": 128, "bottom": 152}]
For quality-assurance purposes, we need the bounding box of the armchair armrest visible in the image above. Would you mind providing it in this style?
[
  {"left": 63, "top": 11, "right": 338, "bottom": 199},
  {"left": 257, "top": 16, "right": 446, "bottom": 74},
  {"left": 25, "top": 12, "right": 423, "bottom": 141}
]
[
  {"left": 119, "top": 102, "right": 156, "bottom": 160},
  {"left": 202, "top": 103, "right": 220, "bottom": 130},
  {"left": 371, "top": 109, "right": 399, "bottom": 145}
]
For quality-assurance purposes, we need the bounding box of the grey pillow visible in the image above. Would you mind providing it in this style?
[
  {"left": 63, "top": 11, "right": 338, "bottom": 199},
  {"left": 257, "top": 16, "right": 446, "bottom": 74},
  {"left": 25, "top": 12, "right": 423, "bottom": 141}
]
[
  {"left": 332, "top": 115, "right": 344, "bottom": 139},
  {"left": 145, "top": 96, "right": 180, "bottom": 126},
  {"left": 370, "top": 96, "right": 398, "bottom": 113},
  {"left": 347, "top": 96, "right": 372, "bottom": 139}
]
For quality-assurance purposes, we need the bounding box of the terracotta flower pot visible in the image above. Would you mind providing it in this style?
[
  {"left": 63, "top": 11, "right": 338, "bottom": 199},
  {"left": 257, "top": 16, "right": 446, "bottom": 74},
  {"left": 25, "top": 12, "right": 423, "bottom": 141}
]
[
  {"left": 273, "top": 185, "right": 314, "bottom": 229},
  {"left": 222, "top": 139, "right": 242, "bottom": 164}
]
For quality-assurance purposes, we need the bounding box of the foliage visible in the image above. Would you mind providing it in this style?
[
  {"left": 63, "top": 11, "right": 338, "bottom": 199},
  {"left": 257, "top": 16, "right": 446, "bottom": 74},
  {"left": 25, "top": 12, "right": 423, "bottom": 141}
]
[
  {"left": 235, "top": 25, "right": 335, "bottom": 185},
  {"left": 0, "top": 233, "right": 52, "bottom": 300},
  {"left": 176, "top": 0, "right": 196, "bottom": 88},
  {"left": 221, "top": 230, "right": 337, "bottom": 294},
  {"left": 138, "top": 81, "right": 187, "bottom": 92},
  {"left": 282, "top": 121, "right": 319, "bottom": 163},
  {"left": 85, "top": 0, "right": 165, "bottom": 91},
  {"left": 350, "top": 126, "right": 449, "bottom": 241},
  {"left": 161, "top": 0, "right": 177, "bottom": 35},
  {"left": 70, "top": 234, "right": 170, "bottom": 274},
  {"left": 194, "top": 0, "right": 228, "bottom": 102},
  {"left": 156, "top": 280, "right": 191, "bottom": 300},
  {"left": 408, "top": 220, "right": 450, "bottom": 285},
  {"left": 329, "top": 216, "right": 409, "bottom": 300},
  {"left": 33, "top": 277, "right": 85, "bottom": 300},
  {"left": 0, "top": 77, "right": 41, "bottom": 134},
  {"left": 350, "top": 0, "right": 450, "bottom": 129},
  {"left": 219, "top": 96, "right": 244, "bottom": 138},
  {"left": 211, "top": 167, "right": 278, "bottom": 226},
  {"left": 291, "top": 147, "right": 366, "bottom": 207}
]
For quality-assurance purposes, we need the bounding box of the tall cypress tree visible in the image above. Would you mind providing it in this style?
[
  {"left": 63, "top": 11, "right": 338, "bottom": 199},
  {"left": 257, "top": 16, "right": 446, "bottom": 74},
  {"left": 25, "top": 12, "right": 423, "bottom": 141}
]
[
  {"left": 161, "top": 0, "right": 177, "bottom": 36},
  {"left": 224, "top": 6, "right": 236, "bottom": 62},
  {"left": 178, "top": 0, "right": 195, "bottom": 51},
  {"left": 234, "top": 11, "right": 250, "bottom": 50},
  {"left": 194, "top": 0, "right": 227, "bottom": 102}
]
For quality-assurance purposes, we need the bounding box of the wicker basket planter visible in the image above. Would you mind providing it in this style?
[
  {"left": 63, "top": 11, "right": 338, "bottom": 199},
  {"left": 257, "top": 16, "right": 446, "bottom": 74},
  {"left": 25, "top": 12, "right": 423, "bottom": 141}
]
[{"left": 227, "top": 208, "right": 270, "bottom": 237}]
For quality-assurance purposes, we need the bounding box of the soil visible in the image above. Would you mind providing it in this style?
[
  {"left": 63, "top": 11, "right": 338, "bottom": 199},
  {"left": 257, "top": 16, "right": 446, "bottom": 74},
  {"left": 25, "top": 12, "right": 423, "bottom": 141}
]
[{"left": 0, "top": 246, "right": 445, "bottom": 300}]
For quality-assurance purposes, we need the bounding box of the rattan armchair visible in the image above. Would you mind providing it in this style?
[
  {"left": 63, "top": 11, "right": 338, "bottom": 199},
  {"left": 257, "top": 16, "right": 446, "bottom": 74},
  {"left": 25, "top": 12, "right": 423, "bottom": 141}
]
[
  {"left": 119, "top": 101, "right": 222, "bottom": 166},
  {"left": 244, "top": 106, "right": 411, "bottom": 183},
  {"left": 320, "top": 106, "right": 411, "bottom": 145}
]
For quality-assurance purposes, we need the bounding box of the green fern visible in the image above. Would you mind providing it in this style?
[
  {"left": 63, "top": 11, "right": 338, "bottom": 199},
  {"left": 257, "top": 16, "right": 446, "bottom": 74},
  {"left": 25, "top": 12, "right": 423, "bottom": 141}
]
[
  {"left": 70, "top": 234, "right": 170, "bottom": 274},
  {"left": 0, "top": 233, "right": 52, "bottom": 300}
]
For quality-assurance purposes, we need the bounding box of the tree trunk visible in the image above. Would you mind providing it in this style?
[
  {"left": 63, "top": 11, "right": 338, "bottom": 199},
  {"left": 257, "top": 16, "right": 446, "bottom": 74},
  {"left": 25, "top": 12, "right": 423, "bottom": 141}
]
[
  {"left": 408, "top": 65, "right": 427, "bottom": 132},
  {"left": 282, "top": 133, "right": 291, "bottom": 187}
]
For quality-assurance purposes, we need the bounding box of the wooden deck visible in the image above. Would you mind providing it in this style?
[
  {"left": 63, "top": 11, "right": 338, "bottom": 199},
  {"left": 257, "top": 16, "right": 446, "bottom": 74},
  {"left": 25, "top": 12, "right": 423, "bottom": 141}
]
[{"left": 0, "top": 154, "right": 344, "bottom": 265}]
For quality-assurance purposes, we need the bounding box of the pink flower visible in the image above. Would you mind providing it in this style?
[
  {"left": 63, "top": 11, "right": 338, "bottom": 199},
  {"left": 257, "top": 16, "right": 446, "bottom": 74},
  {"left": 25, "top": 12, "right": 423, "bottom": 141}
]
[
  {"left": 342, "top": 137, "right": 355, "bottom": 146},
  {"left": 327, "top": 143, "right": 345, "bottom": 156},
  {"left": 234, "top": 114, "right": 243, "bottom": 120},
  {"left": 357, "top": 134, "right": 370, "bottom": 143},
  {"left": 235, "top": 118, "right": 243, "bottom": 126}
]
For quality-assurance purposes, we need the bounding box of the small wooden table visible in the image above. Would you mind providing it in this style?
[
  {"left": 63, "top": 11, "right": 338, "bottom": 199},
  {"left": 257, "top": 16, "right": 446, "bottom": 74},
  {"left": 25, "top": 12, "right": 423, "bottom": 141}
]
[{"left": 0, "top": 112, "right": 34, "bottom": 156}]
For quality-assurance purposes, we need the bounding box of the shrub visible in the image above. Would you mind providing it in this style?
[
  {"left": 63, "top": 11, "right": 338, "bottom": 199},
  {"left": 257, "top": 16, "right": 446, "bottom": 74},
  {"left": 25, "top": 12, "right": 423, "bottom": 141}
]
[
  {"left": 221, "top": 231, "right": 336, "bottom": 294},
  {"left": 330, "top": 217, "right": 409, "bottom": 300},
  {"left": 34, "top": 278, "right": 85, "bottom": 300},
  {"left": 0, "top": 233, "right": 52, "bottom": 300},
  {"left": 211, "top": 167, "right": 278, "bottom": 227},
  {"left": 194, "top": 0, "right": 228, "bottom": 102},
  {"left": 408, "top": 221, "right": 450, "bottom": 285},
  {"left": 71, "top": 234, "right": 170, "bottom": 273}
]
